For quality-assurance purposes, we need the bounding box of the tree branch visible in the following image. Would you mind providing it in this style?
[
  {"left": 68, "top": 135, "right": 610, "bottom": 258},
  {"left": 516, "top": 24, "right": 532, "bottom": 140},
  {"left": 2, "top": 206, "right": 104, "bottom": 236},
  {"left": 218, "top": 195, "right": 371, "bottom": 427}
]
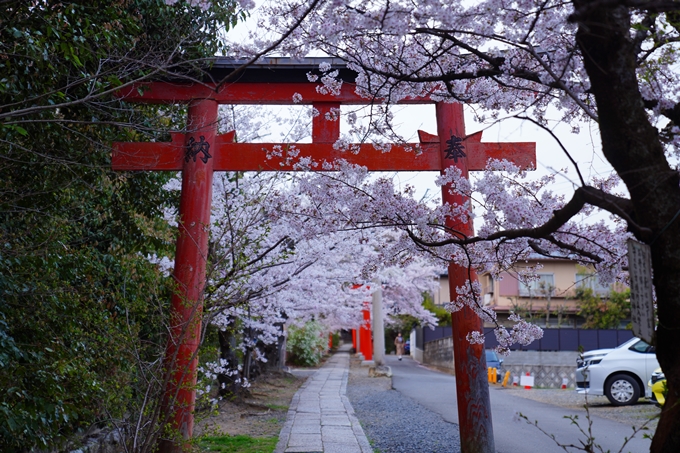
[{"left": 407, "top": 186, "right": 651, "bottom": 251}]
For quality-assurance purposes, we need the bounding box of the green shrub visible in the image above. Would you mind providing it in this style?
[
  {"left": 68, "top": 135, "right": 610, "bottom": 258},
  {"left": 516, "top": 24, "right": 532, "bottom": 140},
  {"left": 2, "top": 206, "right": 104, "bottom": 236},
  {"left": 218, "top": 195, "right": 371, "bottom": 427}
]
[
  {"left": 331, "top": 332, "right": 341, "bottom": 351},
  {"left": 577, "top": 288, "right": 631, "bottom": 329},
  {"left": 286, "top": 322, "right": 327, "bottom": 367}
]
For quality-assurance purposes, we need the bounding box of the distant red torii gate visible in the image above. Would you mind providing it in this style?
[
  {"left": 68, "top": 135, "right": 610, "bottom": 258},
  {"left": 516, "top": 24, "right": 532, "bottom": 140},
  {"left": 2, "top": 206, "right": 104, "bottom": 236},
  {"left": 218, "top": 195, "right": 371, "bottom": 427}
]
[{"left": 112, "top": 58, "right": 535, "bottom": 453}]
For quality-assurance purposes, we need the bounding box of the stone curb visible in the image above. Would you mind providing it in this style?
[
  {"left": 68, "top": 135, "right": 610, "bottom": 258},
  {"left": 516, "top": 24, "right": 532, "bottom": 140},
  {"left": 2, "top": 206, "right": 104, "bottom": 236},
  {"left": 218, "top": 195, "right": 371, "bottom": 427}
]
[{"left": 275, "top": 377, "right": 307, "bottom": 453}]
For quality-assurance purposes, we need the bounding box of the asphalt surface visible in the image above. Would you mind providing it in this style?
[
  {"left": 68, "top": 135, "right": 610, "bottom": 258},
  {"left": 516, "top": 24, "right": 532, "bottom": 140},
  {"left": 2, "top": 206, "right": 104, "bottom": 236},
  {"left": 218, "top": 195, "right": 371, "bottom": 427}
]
[{"left": 386, "top": 355, "right": 652, "bottom": 453}]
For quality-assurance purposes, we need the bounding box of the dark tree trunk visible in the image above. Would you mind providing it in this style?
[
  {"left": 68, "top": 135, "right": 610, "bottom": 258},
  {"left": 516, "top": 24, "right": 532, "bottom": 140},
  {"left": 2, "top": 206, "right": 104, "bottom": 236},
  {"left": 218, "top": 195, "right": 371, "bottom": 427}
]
[
  {"left": 217, "top": 328, "right": 241, "bottom": 398},
  {"left": 261, "top": 321, "right": 286, "bottom": 371},
  {"left": 573, "top": 2, "right": 680, "bottom": 451},
  {"left": 216, "top": 320, "right": 287, "bottom": 399}
]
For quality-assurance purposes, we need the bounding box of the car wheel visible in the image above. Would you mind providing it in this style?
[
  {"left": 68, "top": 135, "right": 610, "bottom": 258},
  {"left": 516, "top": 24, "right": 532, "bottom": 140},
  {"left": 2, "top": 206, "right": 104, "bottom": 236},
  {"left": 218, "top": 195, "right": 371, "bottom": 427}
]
[{"left": 605, "top": 374, "right": 640, "bottom": 406}]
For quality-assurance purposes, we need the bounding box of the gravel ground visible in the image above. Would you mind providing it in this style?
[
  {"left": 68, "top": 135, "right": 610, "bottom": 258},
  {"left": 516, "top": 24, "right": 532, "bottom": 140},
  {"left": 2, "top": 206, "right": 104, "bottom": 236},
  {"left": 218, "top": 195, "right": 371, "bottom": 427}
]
[
  {"left": 498, "top": 386, "right": 660, "bottom": 431},
  {"left": 346, "top": 358, "right": 461, "bottom": 453}
]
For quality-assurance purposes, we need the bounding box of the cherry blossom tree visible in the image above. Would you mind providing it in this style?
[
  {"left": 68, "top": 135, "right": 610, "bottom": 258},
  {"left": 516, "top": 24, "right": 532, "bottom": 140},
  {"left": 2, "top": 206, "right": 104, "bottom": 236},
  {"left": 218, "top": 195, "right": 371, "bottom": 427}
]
[
  {"left": 281, "top": 161, "right": 555, "bottom": 346},
  {"left": 217, "top": 1, "right": 680, "bottom": 451},
  {"left": 197, "top": 170, "right": 441, "bottom": 395}
]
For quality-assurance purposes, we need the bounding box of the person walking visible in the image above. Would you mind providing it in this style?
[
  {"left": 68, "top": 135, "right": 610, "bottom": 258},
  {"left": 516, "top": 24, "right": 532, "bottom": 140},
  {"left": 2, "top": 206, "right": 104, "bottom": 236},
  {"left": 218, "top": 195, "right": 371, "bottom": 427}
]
[{"left": 395, "top": 332, "right": 405, "bottom": 360}]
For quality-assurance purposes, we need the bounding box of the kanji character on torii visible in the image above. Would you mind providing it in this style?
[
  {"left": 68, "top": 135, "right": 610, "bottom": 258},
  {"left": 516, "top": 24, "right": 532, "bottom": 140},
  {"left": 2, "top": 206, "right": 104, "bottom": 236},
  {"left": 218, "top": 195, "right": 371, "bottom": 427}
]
[{"left": 112, "top": 58, "right": 535, "bottom": 453}]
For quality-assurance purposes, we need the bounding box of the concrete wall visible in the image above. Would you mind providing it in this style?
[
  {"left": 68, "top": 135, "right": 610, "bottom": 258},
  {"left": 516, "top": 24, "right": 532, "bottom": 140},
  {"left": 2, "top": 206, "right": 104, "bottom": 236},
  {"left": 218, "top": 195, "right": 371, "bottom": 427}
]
[
  {"left": 422, "top": 338, "right": 579, "bottom": 388},
  {"left": 410, "top": 330, "right": 424, "bottom": 363},
  {"left": 502, "top": 364, "right": 577, "bottom": 389},
  {"left": 423, "top": 337, "right": 454, "bottom": 371},
  {"left": 409, "top": 329, "right": 424, "bottom": 363}
]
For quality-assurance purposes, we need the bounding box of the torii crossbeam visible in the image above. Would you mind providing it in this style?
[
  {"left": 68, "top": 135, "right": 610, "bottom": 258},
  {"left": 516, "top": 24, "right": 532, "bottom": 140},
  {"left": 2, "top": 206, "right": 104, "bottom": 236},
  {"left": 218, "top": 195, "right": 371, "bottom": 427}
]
[{"left": 112, "top": 58, "right": 535, "bottom": 453}]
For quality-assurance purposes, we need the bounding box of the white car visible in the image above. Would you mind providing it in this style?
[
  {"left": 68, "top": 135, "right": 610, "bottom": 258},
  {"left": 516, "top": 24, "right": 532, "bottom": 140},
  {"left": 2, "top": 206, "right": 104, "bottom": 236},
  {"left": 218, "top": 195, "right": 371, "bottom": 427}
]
[{"left": 575, "top": 337, "right": 659, "bottom": 406}]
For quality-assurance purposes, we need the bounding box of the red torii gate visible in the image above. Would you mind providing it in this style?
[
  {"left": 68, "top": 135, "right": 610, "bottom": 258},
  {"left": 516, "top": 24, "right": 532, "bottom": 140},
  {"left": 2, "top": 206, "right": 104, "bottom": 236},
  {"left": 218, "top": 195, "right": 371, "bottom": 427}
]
[
  {"left": 348, "top": 284, "right": 373, "bottom": 361},
  {"left": 359, "top": 303, "right": 373, "bottom": 361},
  {"left": 112, "top": 58, "right": 535, "bottom": 453}
]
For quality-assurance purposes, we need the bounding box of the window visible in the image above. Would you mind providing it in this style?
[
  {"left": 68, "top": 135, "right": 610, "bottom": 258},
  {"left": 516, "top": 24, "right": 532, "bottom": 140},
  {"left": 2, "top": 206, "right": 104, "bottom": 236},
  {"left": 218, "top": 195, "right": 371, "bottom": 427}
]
[
  {"left": 576, "top": 273, "right": 610, "bottom": 296},
  {"left": 519, "top": 273, "right": 555, "bottom": 297},
  {"left": 628, "top": 339, "right": 654, "bottom": 354},
  {"left": 483, "top": 275, "right": 494, "bottom": 295}
]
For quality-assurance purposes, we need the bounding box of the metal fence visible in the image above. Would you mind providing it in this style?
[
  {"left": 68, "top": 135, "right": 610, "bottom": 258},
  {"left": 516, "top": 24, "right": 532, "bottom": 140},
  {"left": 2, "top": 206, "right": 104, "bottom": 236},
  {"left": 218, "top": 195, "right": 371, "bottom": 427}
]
[{"left": 421, "top": 326, "right": 635, "bottom": 351}]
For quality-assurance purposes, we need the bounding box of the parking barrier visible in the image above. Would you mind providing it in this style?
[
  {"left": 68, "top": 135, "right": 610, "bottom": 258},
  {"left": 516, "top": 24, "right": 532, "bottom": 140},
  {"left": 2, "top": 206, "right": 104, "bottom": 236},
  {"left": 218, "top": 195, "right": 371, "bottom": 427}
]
[
  {"left": 487, "top": 367, "right": 498, "bottom": 384},
  {"left": 502, "top": 371, "right": 511, "bottom": 387}
]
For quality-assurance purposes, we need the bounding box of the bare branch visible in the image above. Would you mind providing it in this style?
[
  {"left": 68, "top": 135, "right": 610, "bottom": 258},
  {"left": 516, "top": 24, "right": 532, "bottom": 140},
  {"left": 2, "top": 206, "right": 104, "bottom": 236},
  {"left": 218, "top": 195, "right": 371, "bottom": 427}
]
[
  {"left": 515, "top": 115, "right": 588, "bottom": 186},
  {"left": 407, "top": 186, "right": 650, "bottom": 251}
]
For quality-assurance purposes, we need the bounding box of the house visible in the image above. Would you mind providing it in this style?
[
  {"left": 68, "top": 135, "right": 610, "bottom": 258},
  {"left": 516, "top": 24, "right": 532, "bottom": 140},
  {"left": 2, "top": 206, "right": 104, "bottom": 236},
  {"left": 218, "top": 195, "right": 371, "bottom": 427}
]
[{"left": 433, "top": 256, "right": 623, "bottom": 327}]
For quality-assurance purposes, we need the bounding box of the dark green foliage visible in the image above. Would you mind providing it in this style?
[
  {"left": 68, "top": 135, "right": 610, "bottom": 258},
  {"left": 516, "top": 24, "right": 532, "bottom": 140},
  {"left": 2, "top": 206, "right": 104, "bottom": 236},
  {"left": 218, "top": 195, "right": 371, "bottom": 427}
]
[
  {"left": 331, "top": 331, "right": 341, "bottom": 351},
  {"left": 576, "top": 288, "right": 631, "bottom": 329},
  {"left": 0, "top": 1, "right": 243, "bottom": 449},
  {"left": 422, "top": 292, "right": 452, "bottom": 327},
  {"left": 0, "top": 251, "right": 170, "bottom": 450},
  {"left": 386, "top": 292, "right": 447, "bottom": 353}
]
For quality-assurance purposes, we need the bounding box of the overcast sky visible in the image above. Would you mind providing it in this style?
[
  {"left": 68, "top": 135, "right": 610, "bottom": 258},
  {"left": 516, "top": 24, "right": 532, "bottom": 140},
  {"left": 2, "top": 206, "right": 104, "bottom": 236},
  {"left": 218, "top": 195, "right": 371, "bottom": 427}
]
[{"left": 225, "top": 8, "right": 614, "bottom": 227}]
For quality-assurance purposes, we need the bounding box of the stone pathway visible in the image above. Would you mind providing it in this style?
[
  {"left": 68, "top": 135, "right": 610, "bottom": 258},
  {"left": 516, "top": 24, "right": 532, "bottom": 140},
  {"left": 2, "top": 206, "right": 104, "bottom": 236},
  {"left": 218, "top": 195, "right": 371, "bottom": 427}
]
[{"left": 275, "top": 348, "right": 373, "bottom": 453}]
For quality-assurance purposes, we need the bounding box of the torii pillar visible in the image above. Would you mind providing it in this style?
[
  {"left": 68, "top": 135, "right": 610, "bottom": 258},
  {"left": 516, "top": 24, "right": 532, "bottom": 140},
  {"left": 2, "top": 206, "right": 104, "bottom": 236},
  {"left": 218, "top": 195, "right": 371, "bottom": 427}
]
[
  {"left": 160, "top": 99, "right": 219, "bottom": 451},
  {"left": 352, "top": 328, "right": 357, "bottom": 351},
  {"left": 114, "top": 99, "right": 228, "bottom": 452},
  {"left": 436, "top": 103, "right": 494, "bottom": 452},
  {"left": 414, "top": 101, "right": 535, "bottom": 451}
]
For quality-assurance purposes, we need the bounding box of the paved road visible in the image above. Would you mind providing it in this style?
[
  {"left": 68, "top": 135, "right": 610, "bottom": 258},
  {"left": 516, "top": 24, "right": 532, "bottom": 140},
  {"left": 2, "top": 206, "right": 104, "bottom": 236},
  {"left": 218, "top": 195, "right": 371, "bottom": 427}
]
[{"left": 386, "top": 355, "right": 651, "bottom": 453}]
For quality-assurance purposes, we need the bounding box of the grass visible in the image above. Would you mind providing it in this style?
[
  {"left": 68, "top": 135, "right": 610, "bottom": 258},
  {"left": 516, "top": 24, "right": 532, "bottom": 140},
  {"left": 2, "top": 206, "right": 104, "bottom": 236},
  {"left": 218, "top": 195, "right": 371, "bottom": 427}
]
[
  {"left": 199, "top": 434, "right": 278, "bottom": 453},
  {"left": 265, "top": 403, "right": 289, "bottom": 411}
]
